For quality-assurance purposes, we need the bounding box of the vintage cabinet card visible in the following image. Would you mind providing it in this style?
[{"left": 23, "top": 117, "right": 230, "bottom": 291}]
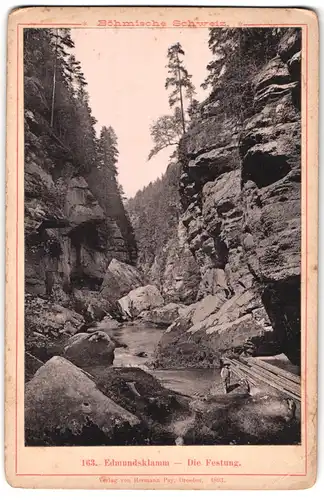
[{"left": 5, "top": 6, "right": 318, "bottom": 490}]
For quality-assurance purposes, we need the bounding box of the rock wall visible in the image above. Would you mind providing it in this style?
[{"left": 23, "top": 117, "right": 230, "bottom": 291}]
[
  {"left": 157, "top": 29, "right": 301, "bottom": 367},
  {"left": 240, "top": 29, "right": 301, "bottom": 364},
  {"left": 149, "top": 221, "right": 201, "bottom": 305},
  {"left": 25, "top": 111, "right": 134, "bottom": 303}
]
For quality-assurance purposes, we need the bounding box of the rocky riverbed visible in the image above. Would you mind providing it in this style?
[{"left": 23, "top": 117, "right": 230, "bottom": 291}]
[{"left": 25, "top": 310, "right": 301, "bottom": 447}]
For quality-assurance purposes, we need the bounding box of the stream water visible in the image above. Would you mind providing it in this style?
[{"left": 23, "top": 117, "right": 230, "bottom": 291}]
[
  {"left": 110, "top": 323, "right": 301, "bottom": 446},
  {"left": 112, "top": 322, "right": 219, "bottom": 397}
]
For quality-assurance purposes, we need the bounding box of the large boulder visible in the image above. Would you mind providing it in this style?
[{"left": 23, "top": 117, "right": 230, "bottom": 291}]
[
  {"left": 190, "top": 294, "right": 226, "bottom": 325},
  {"left": 25, "top": 357, "right": 141, "bottom": 446},
  {"left": 100, "top": 258, "right": 143, "bottom": 304},
  {"left": 63, "top": 331, "right": 116, "bottom": 369},
  {"left": 118, "top": 285, "right": 164, "bottom": 319},
  {"left": 139, "top": 303, "right": 188, "bottom": 327},
  {"left": 155, "top": 291, "right": 275, "bottom": 369},
  {"left": 71, "top": 288, "right": 115, "bottom": 321}
]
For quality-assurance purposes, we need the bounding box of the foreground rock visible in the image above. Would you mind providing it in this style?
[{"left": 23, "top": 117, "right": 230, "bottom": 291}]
[
  {"left": 25, "top": 357, "right": 142, "bottom": 446},
  {"left": 139, "top": 302, "right": 188, "bottom": 327},
  {"left": 100, "top": 258, "right": 143, "bottom": 304},
  {"left": 184, "top": 392, "right": 300, "bottom": 445},
  {"left": 63, "top": 331, "right": 116, "bottom": 369},
  {"left": 118, "top": 285, "right": 164, "bottom": 319},
  {"left": 25, "top": 357, "right": 300, "bottom": 446},
  {"left": 25, "top": 357, "right": 191, "bottom": 446},
  {"left": 89, "top": 365, "right": 191, "bottom": 444}
]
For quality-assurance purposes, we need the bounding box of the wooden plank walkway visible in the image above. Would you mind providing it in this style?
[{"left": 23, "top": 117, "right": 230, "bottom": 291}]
[
  {"left": 245, "top": 359, "right": 301, "bottom": 397},
  {"left": 223, "top": 356, "right": 301, "bottom": 402},
  {"left": 249, "top": 358, "right": 301, "bottom": 385}
]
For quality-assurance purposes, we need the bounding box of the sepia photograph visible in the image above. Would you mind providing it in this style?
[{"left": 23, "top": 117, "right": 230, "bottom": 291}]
[{"left": 23, "top": 24, "right": 303, "bottom": 448}]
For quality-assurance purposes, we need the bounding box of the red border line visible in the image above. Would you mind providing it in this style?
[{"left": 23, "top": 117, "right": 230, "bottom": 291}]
[
  {"left": 20, "top": 23, "right": 83, "bottom": 26},
  {"left": 15, "top": 473, "right": 306, "bottom": 477},
  {"left": 304, "top": 23, "right": 309, "bottom": 477},
  {"left": 15, "top": 23, "right": 19, "bottom": 476},
  {"left": 242, "top": 23, "right": 308, "bottom": 27},
  {"left": 16, "top": 22, "right": 308, "bottom": 479}
]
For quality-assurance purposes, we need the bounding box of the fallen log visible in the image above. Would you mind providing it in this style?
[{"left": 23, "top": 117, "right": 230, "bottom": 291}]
[
  {"left": 245, "top": 359, "right": 301, "bottom": 396},
  {"left": 224, "top": 358, "right": 301, "bottom": 402},
  {"left": 245, "top": 362, "right": 301, "bottom": 398},
  {"left": 249, "top": 357, "right": 301, "bottom": 385}
]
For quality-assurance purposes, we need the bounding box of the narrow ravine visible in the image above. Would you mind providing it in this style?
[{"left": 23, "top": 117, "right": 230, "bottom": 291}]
[{"left": 24, "top": 27, "right": 302, "bottom": 447}]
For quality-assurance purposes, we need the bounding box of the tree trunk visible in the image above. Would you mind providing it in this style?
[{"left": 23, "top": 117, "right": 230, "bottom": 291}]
[
  {"left": 176, "top": 52, "right": 186, "bottom": 134},
  {"left": 50, "top": 29, "right": 59, "bottom": 128}
]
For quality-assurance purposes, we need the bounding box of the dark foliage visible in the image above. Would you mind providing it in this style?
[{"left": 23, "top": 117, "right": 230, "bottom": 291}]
[
  {"left": 126, "top": 163, "right": 181, "bottom": 269},
  {"left": 202, "top": 28, "right": 284, "bottom": 120}
]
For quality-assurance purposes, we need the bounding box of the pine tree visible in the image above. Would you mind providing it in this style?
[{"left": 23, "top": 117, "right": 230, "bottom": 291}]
[
  {"left": 24, "top": 27, "right": 98, "bottom": 175},
  {"left": 118, "top": 182, "right": 127, "bottom": 203},
  {"left": 165, "top": 42, "right": 196, "bottom": 133},
  {"left": 64, "top": 54, "right": 87, "bottom": 90},
  {"left": 24, "top": 28, "right": 56, "bottom": 109},
  {"left": 147, "top": 42, "right": 197, "bottom": 161},
  {"left": 97, "top": 126, "right": 119, "bottom": 174},
  {"left": 72, "top": 89, "right": 97, "bottom": 173},
  {"left": 93, "top": 125, "right": 137, "bottom": 263},
  {"left": 49, "top": 28, "right": 75, "bottom": 128}
]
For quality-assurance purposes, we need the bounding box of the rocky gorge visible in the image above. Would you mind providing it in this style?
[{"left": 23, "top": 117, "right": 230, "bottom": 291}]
[{"left": 24, "top": 27, "right": 301, "bottom": 446}]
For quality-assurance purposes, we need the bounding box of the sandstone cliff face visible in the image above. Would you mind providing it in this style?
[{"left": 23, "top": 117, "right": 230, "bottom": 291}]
[
  {"left": 24, "top": 108, "right": 138, "bottom": 365},
  {"left": 157, "top": 29, "right": 301, "bottom": 367},
  {"left": 240, "top": 30, "right": 301, "bottom": 364},
  {"left": 25, "top": 111, "right": 133, "bottom": 302},
  {"left": 149, "top": 221, "right": 201, "bottom": 305}
]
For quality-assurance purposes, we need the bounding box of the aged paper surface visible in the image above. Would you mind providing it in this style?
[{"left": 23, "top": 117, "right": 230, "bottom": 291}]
[{"left": 5, "top": 6, "right": 318, "bottom": 490}]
